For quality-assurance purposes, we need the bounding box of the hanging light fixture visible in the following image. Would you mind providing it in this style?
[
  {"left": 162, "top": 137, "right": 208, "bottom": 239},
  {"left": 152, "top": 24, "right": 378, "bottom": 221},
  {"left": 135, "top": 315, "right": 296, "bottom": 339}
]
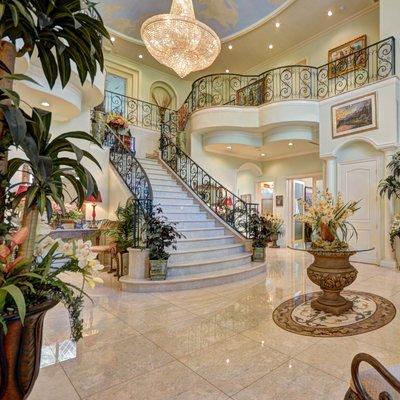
[{"left": 141, "top": 0, "right": 221, "bottom": 78}]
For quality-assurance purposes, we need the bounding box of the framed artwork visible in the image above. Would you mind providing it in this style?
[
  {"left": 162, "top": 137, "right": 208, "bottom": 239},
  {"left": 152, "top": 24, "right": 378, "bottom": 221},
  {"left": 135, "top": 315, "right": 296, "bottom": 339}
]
[
  {"left": 275, "top": 195, "right": 283, "bottom": 207},
  {"left": 331, "top": 92, "right": 377, "bottom": 138},
  {"left": 328, "top": 35, "right": 367, "bottom": 79},
  {"left": 304, "top": 187, "right": 313, "bottom": 205},
  {"left": 241, "top": 194, "right": 252, "bottom": 203}
]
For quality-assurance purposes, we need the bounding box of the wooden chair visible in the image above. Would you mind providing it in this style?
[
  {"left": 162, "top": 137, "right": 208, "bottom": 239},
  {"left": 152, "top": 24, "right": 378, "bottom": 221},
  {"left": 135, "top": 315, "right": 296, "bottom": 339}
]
[{"left": 345, "top": 353, "right": 400, "bottom": 400}]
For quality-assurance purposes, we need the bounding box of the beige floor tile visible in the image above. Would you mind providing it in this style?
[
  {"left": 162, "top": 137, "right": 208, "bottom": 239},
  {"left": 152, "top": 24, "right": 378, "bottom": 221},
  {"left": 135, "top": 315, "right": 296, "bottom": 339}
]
[
  {"left": 145, "top": 316, "right": 237, "bottom": 357},
  {"left": 84, "top": 361, "right": 230, "bottom": 400},
  {"left": 30, "top": 364, "right": 80, "bottom": 400},
  {"left": 233, "top": 359, "right": 348, "bottom": 400},
  {"left": 295, "top": 337, "right": 400, "bottom": 381},
  {"left": 180, "top": 335, "right": 289, "bottom": 396},
  {"left": 241, "top": 319, "right": 319, "bottom": 356},
  {"left": 62, "top": 335, "right": 174, "bottom": 398}
]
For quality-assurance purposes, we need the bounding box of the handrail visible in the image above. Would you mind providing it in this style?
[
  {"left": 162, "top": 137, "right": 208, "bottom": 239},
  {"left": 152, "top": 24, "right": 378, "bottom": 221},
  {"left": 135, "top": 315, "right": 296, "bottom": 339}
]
[
  {"left": 98, "top": 117, "right": 153, "bottom": 247},
  {"left": 160, "top": 122, "right": 258, "bottom": 238}
]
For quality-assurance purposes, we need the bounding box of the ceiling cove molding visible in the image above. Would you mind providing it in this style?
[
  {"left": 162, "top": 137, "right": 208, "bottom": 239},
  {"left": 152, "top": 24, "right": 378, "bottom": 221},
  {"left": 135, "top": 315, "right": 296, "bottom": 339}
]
[
  {"left": 204, "top": 130, "right": 263, "bottom": 147},
  {"left": 246, "top": 1, "right": 379, "bottom": 74},
  {"left": 221, "top": 0, "right": 297, "bottom": 43}
]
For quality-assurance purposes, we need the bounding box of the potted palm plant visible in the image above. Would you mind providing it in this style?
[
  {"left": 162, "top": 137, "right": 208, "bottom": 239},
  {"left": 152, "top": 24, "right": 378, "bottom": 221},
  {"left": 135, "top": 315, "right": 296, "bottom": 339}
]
[
  {"left": 145, "top": 207, "right": 182, "bottom": 280},
  {"left": 0, "top": 1, "right": 109, "bottom": 398},
  {"left": 265, "top": 214, "right": 284, "bottom": 248},
  {"left": 248, "top": 212, "right": 270, "bottom": 262}
]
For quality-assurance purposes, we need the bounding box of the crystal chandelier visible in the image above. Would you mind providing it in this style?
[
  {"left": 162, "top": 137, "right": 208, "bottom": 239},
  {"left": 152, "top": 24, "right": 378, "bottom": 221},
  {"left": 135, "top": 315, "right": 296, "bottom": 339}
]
[{"left": 141, "top": 0, "right": 221, "bottom": 78}]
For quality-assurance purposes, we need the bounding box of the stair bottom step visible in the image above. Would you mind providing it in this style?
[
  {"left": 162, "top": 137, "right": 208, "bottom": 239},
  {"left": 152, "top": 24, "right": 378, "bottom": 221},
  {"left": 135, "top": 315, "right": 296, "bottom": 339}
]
[{"left": 119, "top": 262, "right": 266, "bottom": 292}]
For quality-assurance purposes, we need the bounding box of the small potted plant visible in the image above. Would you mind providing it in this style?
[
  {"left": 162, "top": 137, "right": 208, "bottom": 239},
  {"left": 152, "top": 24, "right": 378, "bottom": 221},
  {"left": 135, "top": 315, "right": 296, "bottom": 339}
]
[
  {"left": 248, "top": 212, "right": 270, "bottom": 261},
  {"left": 295, "top": 189, "right": 360, "bottom": 250},
  {"left": 265, "top": 214, "right": 284, "bottom": 248},
  {"left": 51, "top": 202, "right": 84, "bottom": 229},
  {"left": 145, "top": 207, "right": 183, "bottom": 280},
  {"left": 389, "top": 214, "right": 400, "bottom": 267}
]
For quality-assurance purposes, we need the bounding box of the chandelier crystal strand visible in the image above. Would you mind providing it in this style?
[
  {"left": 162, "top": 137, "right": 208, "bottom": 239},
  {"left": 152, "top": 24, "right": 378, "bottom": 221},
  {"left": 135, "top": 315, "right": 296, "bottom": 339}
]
[{"left": 141, "top": 0, "right": 221, "bottom": 78}]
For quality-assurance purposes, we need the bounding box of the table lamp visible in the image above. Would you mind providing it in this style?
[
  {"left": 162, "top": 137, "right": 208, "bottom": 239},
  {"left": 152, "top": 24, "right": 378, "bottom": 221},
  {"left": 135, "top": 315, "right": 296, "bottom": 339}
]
[{"left": 84, "top": 191, "right": 102, "bottom": 228}]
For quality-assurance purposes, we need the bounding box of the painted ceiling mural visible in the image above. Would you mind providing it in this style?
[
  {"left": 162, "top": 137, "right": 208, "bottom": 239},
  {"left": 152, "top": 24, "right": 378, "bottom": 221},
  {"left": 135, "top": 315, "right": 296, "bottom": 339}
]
[{"left": 98, "top": 0, "right": 287, "bottom": 41}]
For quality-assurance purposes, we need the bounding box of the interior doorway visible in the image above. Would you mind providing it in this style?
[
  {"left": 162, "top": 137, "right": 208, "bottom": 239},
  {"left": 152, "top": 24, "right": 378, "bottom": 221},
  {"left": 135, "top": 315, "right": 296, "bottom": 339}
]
[
  {"left": 287, "top": 175, "right": 323, "bottom": 244},
  {"left": 259, "top": 182, "right": 274, "bottom": 216}
]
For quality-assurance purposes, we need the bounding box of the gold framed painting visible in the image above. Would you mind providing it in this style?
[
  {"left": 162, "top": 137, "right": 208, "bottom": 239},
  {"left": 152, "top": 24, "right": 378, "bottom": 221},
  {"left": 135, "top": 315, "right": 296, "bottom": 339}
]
[
  {"left": 328, "top": 35, "right": 367, "bottom": 79},
  {"left": 331, "top": 92, "right": 377, "bottom": 138}
]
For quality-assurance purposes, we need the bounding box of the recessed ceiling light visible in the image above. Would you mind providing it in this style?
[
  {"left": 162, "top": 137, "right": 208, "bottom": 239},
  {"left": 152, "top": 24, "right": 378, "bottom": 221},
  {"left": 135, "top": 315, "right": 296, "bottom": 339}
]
[
  {"left": 225, "top": 69, "right": 230, "bottom": 73},
  {"left": 288, "top": 142, "right": 293, "bottom": 146},
  {"left": 40, "top": 101, "right": 50, "bottom": 107},
  {"left": 228, "top": 44, "right": 233, "bottom": 50},
  {"left": 275, "top": 22, "right": 280, "bottom": 28},
  {"left": 327, "top": 10, "right": 333, "bottom": 16},
  {"left": 110, "top": 36, "right": 116, "bottom": 42},
  {"left": 226, "top": 145, "right": 232, "bottom": 150},
  {"left": 261, "top": 153, "right": 266, "bottom": 157},
  {"left": 138, "top": 54, "right": 143, "bottom": 59},
  {"left": 268, "top": 44, "right": 274, "bottom": 50}
]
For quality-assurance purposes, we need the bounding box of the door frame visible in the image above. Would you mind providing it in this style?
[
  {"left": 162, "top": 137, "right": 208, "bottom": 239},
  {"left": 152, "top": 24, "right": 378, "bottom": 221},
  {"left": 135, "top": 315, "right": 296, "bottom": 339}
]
[{"left": 337, "top": 156, "right": 383, "bottom": 264}]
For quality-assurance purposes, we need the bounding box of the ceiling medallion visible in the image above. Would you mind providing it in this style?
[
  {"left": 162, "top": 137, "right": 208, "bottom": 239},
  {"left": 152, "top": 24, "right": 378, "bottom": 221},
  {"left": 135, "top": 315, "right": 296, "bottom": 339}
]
[{"left": 141, "top": 0, "right": 221, "bottom": 78}]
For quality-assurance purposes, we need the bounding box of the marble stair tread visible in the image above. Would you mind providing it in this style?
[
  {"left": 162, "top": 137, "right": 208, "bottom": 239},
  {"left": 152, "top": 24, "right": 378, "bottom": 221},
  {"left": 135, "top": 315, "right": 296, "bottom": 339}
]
[
  {"left": 170, "top": 243, "right": 243, "bottom": 255},
  {"left": 120, "top": 262, "right": 266, "bottom": 292},
  {"left": 176, "top": 235, "right": 235, "bottom": 244},
  {"left": 168, "top": 252, "right": 251, "bottom": 268}
]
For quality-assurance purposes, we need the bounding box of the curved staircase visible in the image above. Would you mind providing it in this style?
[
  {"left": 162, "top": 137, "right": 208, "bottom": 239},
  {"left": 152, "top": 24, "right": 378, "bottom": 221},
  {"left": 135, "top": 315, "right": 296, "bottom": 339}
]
[{"left": 120, "top": 157, "right": 266, "bottom": 292}]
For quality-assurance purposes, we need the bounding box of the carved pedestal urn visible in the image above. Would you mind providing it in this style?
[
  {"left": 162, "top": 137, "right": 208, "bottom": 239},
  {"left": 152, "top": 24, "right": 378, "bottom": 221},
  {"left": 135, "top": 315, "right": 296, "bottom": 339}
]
[{"left": 307, "top": 250, "right": 358, "bottom": 315}]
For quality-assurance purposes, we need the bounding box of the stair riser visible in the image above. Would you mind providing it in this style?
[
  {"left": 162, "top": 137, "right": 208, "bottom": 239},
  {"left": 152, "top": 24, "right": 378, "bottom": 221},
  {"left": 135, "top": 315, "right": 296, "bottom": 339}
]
[
  {"left": 152, "top": 185, "right": 184, "bottom": 192},
  {"left": 175, "top": 236, "right": 236, "bottom": 250},
  {"left": 169, "top": 245, "right": 244, "bottom": 264},
  {"left": 163, "top": 212, "right": 209, "bottom": 221},
  {"left": 146, "top": 172, "right": 172, "bottom": 179},
  {"left": 149, "top": 179, "right": 180, "bottom": 187},
  {"left": 153, "top": 198, "right": 194, "bottom": 206},
  {"left": 153, "top": 191, "right": 189, "bottom": 199},
  {"left": 168, "top": 255, "right": 252, "bottom": 277},
  {"left": 179, "top": 229, "right": 226, "bottom": 239},
  {"left": 174, "top": 220, "right": 216, "bottom": 229},
  {"left": 158, "top": 204, "right": 200, "bottom": 213}
]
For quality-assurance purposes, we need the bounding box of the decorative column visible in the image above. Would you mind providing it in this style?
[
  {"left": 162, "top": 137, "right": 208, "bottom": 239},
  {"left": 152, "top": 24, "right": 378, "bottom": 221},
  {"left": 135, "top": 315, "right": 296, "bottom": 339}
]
[
  {"left": 324, "top": 156, "right": 337, "bottom": 195},
  {"left": 380, "top": 149, "right": 397, "bottom": 268}
]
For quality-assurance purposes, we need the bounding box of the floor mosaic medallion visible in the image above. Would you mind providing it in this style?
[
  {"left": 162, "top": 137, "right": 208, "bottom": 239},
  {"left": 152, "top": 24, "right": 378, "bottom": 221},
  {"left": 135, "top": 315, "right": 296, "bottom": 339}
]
[{"left": 273, "top": 291, "right": 396, "bottom": 337}]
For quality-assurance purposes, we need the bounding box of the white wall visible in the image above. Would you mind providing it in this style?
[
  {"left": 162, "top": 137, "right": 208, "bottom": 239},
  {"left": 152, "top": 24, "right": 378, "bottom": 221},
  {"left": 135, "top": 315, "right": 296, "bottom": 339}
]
[
  {"left": 248, "top": 7, "right": 380, "bottom": 73},
  {"left": 237, "top": 170, "right": 257, "bottom": 200}
]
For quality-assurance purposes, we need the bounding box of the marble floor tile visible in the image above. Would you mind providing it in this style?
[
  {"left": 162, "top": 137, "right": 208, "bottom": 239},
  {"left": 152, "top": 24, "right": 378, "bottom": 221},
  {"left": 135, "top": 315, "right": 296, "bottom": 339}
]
[
  {"left": 145, "top": 316, "right": 237, "bottom": 357},
  {"left": 62, "top": 335, "right": 174, "bottom": 398},
  {"left": 84, "top": 361, "right": 230, "bottom": 400},
  {"left": 179, "top": 335, "right": 289, "bottom": 396},
  {"left": 30, "top": 364, "right": 80, "bottom": 400},
  {"left": 233, "top": 359, "right": 348, "bottom": 400}
]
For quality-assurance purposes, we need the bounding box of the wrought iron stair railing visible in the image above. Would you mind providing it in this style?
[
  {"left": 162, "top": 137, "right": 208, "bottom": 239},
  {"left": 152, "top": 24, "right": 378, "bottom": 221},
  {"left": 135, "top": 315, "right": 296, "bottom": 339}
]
[
  {"left": 102, "top": 122, "right": 153, "bottom": 247},
  {"left": 160, "top": 123, "right": 258, "bottom": 239}
]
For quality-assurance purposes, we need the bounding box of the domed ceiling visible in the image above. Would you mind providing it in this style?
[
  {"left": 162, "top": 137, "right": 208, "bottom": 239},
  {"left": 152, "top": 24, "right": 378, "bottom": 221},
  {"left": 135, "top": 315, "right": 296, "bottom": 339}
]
[{"left": 98, "top": 0, "right": 288, "bottom": 41}]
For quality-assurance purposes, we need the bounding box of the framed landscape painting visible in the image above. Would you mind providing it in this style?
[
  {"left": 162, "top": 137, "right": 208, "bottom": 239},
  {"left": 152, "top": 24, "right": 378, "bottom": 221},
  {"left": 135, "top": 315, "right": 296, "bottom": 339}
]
[
  {"left": 331, "top": 92, "right": 377, "bottom": 138},
  {"left": 328, "top": 35, "right": 367, "bottom": 78}
]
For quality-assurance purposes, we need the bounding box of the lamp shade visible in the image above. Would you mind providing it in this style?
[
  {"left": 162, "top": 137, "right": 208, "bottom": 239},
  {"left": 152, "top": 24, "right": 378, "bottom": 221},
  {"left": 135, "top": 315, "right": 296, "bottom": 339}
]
[{"left": 84, "top": 191, "right": 102, "bottom": 204}]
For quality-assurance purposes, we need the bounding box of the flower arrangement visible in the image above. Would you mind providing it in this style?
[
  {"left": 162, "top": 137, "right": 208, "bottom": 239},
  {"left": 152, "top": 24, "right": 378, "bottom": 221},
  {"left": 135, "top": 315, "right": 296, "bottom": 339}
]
[
  {"left": 389, "top": 214, "right": 400, "bottom": 250},
  {"left": 0, "top": 221, "right": 103, "bottom": 340},
  {"left": 295, "top": 189, "right": 360, "bottom": 249},
  {"left": 107, "top": 113, "right": 129, "bottom": 130},
  {"left": 50, "top": 201, "right": 84, "bottom": 225}
]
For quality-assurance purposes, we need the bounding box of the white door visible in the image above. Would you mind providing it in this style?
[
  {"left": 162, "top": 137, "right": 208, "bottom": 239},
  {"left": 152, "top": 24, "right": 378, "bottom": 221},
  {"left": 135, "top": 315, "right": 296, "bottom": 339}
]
[
  {"left": 338, "top": 159, "right": 379, "bottom": 264},
  {"left": 293, "top": 180, "right": 306, "bottom": 242}
]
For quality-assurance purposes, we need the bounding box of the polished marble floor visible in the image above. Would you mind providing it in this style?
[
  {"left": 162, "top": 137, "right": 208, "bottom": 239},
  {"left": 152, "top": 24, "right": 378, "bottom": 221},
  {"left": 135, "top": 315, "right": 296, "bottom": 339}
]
[{"left": 30, "top": 248, "right": 400, "bottom": 399}]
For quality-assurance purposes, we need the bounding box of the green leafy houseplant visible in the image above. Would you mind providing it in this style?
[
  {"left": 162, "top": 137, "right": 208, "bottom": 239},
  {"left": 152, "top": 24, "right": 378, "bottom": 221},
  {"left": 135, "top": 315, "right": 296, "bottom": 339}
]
[
  {"left": 247, "top": 212, "right": 270, "bottom": 261},
  {"left": 145, "top": 207, "right": 183, "bottom": 280}
]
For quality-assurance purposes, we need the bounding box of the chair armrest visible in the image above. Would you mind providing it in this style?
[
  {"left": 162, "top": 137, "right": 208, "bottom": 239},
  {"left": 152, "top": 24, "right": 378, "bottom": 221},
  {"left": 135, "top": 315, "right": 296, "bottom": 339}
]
[{"left": 351, "top": 353, "right": 400, "bottom": 400}]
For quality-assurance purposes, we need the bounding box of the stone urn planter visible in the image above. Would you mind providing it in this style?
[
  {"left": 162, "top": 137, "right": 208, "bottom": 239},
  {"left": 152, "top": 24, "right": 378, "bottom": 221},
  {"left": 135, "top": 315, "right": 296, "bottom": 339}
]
[
  {"left": 149, "top": 259, "right": 168, "bottom": 280},
  {"left": 270, "top": 234, "right": 280, "bottom": 248},
  {"left": 0, "top": 299, "right": 57, "bottom": 399},
  {"left": 252, "top": 247, "right": 265, "bottom": 262}
]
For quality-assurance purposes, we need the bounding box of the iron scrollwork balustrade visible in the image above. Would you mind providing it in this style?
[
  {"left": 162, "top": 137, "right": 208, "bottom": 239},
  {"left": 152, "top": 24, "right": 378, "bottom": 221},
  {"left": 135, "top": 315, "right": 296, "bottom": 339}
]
[
  {"left": 160, "top": 123, "right": 259, "bottom": 239},
  {"left": 102, "top": 124, "right": 153, "bottom": 247},
  {"left": 103, "top": 90, "right": 177, "bottom": 133}
]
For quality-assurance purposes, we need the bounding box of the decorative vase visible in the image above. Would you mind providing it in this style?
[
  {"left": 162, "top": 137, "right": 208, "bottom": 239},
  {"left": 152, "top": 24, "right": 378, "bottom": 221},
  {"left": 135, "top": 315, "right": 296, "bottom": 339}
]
[
  {"left": 252, "top": 247, "right": 265, "bottom": 262},
  {"left": 320, "top": 223, "right": 335, "bottom": 242},
  {"left": 0, "top": 299, "right": 57, "bottom": 399},
  {"left": 270, "top": 234, "right": 280, "bottom": 248},
  {"left": 149, "top": 259, "right": 168, "bottom": 280}
]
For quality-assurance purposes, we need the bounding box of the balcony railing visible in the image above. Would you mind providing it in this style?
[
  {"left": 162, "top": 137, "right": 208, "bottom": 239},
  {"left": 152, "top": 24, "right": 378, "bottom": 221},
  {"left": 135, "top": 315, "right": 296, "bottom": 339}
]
[{"left": 100, "top": 37, "right": 394, "bottom": 133}]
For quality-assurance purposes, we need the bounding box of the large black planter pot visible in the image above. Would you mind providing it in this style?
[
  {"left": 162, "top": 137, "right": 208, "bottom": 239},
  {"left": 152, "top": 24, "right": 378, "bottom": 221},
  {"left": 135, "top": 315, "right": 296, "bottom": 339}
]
[{"left": 0, "top": 299, "right": 57, "bottom": 400}]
